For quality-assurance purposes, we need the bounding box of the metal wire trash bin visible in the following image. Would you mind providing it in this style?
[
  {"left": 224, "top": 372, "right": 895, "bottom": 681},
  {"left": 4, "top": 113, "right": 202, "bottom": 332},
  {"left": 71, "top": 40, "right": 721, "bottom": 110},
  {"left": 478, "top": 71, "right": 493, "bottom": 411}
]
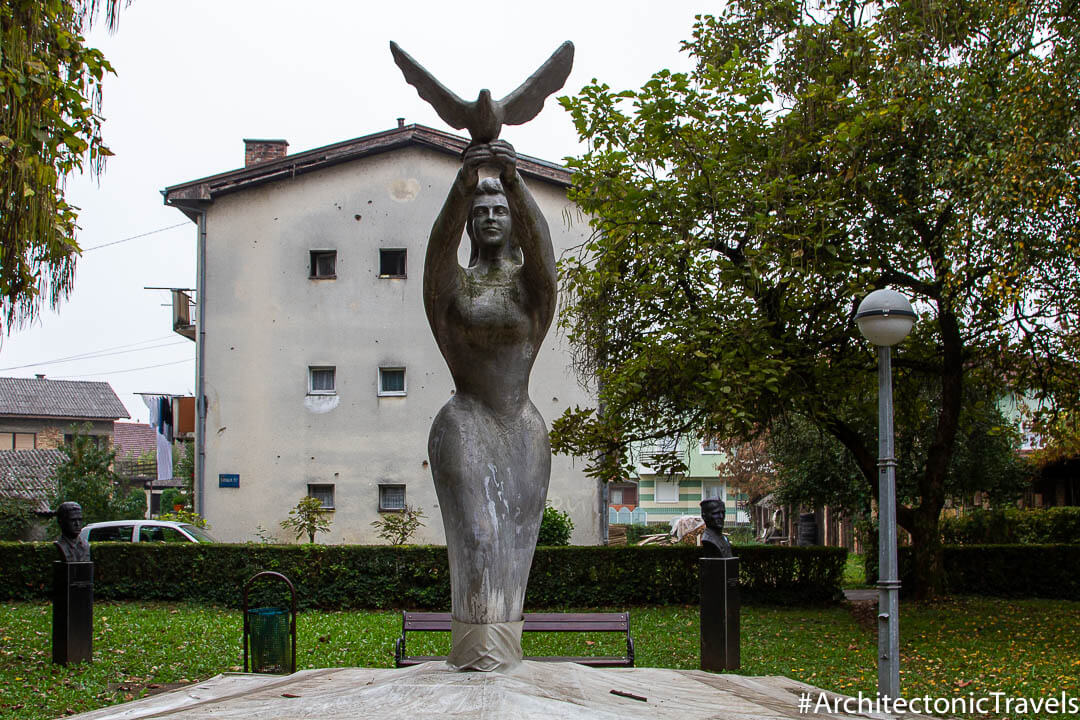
[{"left": 242, "top": 571, "right": 296, "bottom": 674}]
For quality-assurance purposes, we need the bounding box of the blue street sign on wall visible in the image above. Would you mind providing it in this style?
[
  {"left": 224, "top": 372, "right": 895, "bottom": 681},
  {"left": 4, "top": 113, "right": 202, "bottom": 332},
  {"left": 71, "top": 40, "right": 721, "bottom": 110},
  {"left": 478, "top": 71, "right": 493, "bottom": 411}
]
[{"left": 219, "top": 473, "right": 239, "bottom": 488}]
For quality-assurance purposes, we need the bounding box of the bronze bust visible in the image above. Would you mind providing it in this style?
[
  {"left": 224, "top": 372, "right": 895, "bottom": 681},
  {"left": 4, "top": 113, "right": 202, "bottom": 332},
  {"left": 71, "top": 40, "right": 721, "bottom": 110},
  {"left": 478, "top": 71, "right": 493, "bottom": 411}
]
[
  {"left": 700, "top": 498, "right": 734, "bottom": 559},
  {"left": 54, "top": 501, "right": 91, "bottom": 563}
]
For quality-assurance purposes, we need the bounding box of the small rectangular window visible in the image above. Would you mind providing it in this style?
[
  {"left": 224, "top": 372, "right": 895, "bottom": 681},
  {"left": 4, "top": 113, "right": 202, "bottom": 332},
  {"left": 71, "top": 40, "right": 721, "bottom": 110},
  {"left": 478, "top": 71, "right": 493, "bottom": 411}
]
[
  {"left": 0, "top": 432, "right": 12, "bottom": 450},
  {"left": 379, "top": 248, "right": 407, "bottom": 278},
  {"left": 308, "top": 484, "right": 335, "bottom": 510},
  {"left": 378, "top": 367, "right": 406, "bottom": 396},
  {"left": 310, "top": 250, "right": 337, "bottom": 278},
  {"left": 309, "top": 366, "right": 336, "bottom": 394},
  {"left": 14, "top": 432, "right": 35, "bottom": 450},
  {"left": 379, "top": 484, "right": 406, "bottom": 512},
  {"left": 655, "top": 476, "right": 679, "bottom": 503},
  {"left": 700, "top": 435, "right": 722, "bottom": 453},
  {"left": 702, "top": 482, "right": 724, "bottom": 501}
]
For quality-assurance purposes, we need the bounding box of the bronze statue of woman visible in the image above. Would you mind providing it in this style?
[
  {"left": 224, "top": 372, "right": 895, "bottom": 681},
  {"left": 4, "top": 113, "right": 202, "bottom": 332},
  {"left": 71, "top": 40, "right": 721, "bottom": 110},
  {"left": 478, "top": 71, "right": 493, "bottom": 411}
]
[{"left": 424, "top": 139, "right": 556, "bottom": 671}]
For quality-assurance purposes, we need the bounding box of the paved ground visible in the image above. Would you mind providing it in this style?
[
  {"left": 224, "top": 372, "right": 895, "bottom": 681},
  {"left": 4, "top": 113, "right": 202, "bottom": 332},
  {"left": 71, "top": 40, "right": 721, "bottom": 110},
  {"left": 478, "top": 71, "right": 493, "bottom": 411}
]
[
  {"left": 843, "top": 589, "right": 878, "bottom": 603},
  {"left": 67, "top": 662, "right": 929, "bottom": 719}
]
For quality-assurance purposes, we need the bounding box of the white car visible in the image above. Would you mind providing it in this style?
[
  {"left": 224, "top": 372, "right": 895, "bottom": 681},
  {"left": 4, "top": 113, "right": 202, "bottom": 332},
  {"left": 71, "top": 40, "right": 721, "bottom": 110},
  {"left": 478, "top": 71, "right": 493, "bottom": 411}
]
[{"left": 80, "top": 519, "right": 217, "bottom": 544}]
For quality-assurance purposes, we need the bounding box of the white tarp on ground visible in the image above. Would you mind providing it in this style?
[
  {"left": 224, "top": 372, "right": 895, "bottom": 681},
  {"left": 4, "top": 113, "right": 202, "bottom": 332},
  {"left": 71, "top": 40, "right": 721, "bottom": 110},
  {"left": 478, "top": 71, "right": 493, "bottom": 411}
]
[{"left": 66, "top": 661, "right": 925, "bottom": 720}]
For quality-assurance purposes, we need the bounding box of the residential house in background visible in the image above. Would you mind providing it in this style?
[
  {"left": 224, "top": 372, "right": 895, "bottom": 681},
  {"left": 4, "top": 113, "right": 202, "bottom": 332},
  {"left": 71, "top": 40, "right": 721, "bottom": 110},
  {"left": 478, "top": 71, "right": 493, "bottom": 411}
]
[
  {"left": 626, "top": 436, "right": 751, "bottom": 528},
  {"left": 163, "top": 123, "right": 599, "bottom": 544},
  {"left": 0, "top": 376, "right": 130, "bottom": 450}
]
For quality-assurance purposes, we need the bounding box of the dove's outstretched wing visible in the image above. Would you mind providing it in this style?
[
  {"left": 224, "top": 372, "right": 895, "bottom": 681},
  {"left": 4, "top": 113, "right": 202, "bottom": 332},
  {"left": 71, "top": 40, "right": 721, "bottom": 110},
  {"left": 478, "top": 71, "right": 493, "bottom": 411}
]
[
  {"left": 390, "top": 41, "right": 473, "bottom": 131},
  {"left": 499, "top": 41, "right": 575, "bottom": 126}
]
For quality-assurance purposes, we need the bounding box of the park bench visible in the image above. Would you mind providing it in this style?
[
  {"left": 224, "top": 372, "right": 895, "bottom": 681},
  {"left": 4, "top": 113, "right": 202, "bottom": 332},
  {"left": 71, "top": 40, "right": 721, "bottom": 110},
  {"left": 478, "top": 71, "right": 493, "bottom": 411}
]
[{"left": 394, "top": 611, "right": 635, "bottom": 668}]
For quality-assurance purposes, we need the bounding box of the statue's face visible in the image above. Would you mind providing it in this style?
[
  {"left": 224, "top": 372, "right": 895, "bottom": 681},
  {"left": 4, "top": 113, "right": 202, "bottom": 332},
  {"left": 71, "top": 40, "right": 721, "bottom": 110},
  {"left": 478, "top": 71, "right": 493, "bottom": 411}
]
[
  {"left": 471, "top": 194, "right": 511, "bottom": 249},
  {"left": 702, "top": 503, "right": 725, "bottom": 531},
  {"left": 59, "top": 508, "right": 83, "bottom": 539}
]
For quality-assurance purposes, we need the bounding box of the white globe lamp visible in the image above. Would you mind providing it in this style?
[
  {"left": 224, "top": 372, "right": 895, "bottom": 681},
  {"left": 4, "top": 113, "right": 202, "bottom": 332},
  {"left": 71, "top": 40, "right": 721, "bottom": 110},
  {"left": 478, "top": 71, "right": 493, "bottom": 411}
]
[{"left": 855, "top": 289, "right": 915, "bottom": 347}]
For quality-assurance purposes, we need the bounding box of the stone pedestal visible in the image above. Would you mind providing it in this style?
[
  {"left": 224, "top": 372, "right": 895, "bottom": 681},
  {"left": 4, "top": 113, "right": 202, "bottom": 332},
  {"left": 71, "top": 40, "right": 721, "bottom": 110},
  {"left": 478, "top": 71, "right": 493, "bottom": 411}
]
[
  {"left": 53, "top": 561, "right": 94, "bottom": 665},
  {"left": 700, "top": 556, "right": 740, "bottom": 671}
]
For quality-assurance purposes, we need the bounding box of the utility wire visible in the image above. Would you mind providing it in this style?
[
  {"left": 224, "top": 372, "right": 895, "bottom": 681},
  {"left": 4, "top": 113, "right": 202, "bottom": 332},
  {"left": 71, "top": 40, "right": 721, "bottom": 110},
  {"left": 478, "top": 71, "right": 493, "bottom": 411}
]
[
  {"left": 0, "top": 334, "right": 182, "bottom": 371},
  {"left": 81, "top": 222, "right": 190, "bottom": 252},
  {"left": 0, "top": 340, "right": 190, "bottom": 371},
  {"left": 51, "top": 357, "right": 195, "bottom": 379}
]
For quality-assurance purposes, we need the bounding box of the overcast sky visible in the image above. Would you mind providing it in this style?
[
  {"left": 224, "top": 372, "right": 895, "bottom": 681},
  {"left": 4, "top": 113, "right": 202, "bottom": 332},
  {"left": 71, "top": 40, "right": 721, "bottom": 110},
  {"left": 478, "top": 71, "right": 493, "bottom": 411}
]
[{"left": 0, "top": 0, "right": 705, "bottom": 424}]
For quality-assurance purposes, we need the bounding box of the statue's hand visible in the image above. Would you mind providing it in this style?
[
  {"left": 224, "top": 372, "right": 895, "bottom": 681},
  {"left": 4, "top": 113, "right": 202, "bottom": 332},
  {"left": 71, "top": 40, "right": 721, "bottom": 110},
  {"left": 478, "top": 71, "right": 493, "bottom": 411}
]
[
  {"left": 489, "top": 140, "right": 517, "bottom": 181},
  {"left": 462, "top": 143, "right": 493, "bottom": 186}
]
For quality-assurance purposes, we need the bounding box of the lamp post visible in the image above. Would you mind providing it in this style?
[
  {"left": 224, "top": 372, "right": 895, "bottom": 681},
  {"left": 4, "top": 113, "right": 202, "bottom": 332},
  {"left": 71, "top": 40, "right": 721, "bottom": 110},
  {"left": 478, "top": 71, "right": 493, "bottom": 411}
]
[{"left": 855, "top": 289, "right": 915, "bottom": 701}]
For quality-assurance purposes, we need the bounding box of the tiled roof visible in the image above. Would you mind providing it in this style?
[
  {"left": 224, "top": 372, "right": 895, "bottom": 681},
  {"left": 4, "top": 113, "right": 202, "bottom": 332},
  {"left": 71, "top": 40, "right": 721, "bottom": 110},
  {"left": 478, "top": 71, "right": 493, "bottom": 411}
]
[
  {"left": 0, "top": 448, "right": 64, "bottom": 511},
  {"left": 0, "top": 377, "right": 130, "bottom": 420},
  {"left": 164, "top": 123, "right": 571, "bottom": 221},
  {"left": 113, "top": 422, "right": 157, "bottom": 459}
]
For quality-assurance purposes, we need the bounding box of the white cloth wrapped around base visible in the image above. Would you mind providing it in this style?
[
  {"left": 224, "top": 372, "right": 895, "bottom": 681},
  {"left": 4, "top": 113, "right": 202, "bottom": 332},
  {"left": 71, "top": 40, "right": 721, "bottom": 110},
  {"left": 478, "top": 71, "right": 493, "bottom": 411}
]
[{"left": 446, "top": 618, "right": 525, "bottom": 672}]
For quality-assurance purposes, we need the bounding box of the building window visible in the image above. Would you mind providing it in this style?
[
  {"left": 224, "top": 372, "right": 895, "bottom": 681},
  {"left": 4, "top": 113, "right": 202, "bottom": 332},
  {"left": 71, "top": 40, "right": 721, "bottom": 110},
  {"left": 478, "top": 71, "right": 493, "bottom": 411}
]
[
  {"left": 379, "top": 484, "right": 406, "bottom": 512},
  {"left": 378, "top": 367, "right": 406, "bottom": 396},
  {"left": 309, "top": 366, "right": 336, "bottom": 394},
  {"left": 310, "top": 250, "right": 337, "bottom": 278},
  {"left": 308, "top": 484, "right": 335, "bottom": 510},
  {"left": 702, "top": 482, "right": 725, "bottom": 501},
  {"left": 609, "top": 482, "right": 638, "bottom": 507},
  {"left": 701, "top": 435, "right": 722, "bottom": 453},
  {"left": 655, "top": 476, "right": 679, "bottom": 503},
  {"left": 379, "top": 248, "right": 407, "bottom": 278},
  {"left": 0, "top": 432, "right": 35, "bottom": 450}
]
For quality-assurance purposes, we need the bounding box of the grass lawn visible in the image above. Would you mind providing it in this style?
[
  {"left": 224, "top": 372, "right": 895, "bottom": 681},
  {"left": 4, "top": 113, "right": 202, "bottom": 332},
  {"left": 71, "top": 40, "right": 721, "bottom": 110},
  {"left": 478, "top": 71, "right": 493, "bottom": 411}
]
[
  {"left": 842, "top": 553, "right": 872, "bottom": 589},
  {"left": 1, "top": 597, "right": 1077, "bottom": 719}
]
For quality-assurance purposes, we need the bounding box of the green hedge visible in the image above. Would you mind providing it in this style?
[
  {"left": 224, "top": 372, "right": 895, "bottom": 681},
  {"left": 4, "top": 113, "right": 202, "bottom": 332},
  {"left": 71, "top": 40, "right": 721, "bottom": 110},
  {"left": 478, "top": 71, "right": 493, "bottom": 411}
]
[
  {"left": 0, "top": 543, "right": 846, "bottom": 608},
  {"left": 864, "top": 544, "right": 1080, "bottom": 599},
  {"left": 939, "top": 507, "right": 1080, "bottom": 544}
]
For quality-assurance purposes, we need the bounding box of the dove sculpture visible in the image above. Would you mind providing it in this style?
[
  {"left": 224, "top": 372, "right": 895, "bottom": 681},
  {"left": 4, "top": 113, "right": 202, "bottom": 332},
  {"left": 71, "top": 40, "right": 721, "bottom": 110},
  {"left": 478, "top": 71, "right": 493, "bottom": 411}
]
[{"left": 390, "top": 40, "right": 574, "bottom": 143}]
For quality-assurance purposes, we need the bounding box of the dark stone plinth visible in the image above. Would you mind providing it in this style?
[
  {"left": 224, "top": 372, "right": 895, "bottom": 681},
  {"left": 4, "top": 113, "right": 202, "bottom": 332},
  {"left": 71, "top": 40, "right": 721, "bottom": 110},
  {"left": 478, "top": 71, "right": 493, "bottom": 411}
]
[
  {"left": 53, "top": 561, "right": 93, "bottom": 665},
  {"left": 700, "top": 556, "right": 740, "bottom": 671}
]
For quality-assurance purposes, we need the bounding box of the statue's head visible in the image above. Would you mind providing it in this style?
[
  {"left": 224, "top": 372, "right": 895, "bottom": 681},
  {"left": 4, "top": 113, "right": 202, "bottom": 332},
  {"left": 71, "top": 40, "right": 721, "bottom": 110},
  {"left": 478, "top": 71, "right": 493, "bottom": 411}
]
[
  {"left": 466, "top": 178, "right": 520, "bottom": 266},
  {"left": 700, "top": 498, "right": 726, "bottom": 532},
  {"left": 56, "top": 501, "right": 84, "bottom": 540}
]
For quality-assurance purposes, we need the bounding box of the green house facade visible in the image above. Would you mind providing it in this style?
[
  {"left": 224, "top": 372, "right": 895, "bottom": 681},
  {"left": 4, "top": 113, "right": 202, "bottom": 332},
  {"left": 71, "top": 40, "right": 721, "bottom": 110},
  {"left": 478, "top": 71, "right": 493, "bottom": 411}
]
[{"left": 631, "top": 436, "right": 750, "bottom": 526}]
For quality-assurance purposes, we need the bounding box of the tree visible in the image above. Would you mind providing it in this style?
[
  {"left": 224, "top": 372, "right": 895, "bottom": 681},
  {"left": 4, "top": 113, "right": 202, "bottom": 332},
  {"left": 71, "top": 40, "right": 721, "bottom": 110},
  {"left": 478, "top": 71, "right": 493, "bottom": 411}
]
[
  {"left": 0, "top": 0, "right": 127, "bottom": 332},
  {"left": 169, "top": 441, "right": 195, "bottom": 510},
  {"left": 537, "top": 503, "right": 574, "bottom": 546},
  {"left": 53, "top": 424, "right": 146, "bottom": 523},
  {"left": 553, "top": 0, "right": 1079, "bottom": 598},
  {"left": 280, "top": 496, "right": 332, "bottom": 544},
  {"left": 0, "top": 495, "right": 39, "bottom": 540},
  {"left": 768, "top": 387, "right": 1030, "bottom": 517},
  {"left": 370, "top": 505, "right": 426, "bottom": 545}
]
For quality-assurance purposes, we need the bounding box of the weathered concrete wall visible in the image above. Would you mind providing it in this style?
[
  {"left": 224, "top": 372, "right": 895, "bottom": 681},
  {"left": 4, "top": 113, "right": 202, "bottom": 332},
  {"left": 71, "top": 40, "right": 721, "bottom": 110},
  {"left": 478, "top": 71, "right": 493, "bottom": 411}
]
[{"left": 200, "top": 145, "right": 598, "bottom": 544}]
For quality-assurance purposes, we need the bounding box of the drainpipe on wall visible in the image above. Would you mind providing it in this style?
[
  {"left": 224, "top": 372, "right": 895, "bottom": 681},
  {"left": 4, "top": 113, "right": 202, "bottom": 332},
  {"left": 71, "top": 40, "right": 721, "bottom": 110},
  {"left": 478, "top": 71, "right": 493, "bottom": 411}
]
[{"left": 195, "top": 209, "right": 208, "bottom": 516}]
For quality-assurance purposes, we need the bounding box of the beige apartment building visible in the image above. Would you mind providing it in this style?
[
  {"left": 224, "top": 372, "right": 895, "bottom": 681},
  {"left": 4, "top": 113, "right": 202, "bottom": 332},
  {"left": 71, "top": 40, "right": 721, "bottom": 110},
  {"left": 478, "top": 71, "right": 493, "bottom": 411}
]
[{"left": 163, "top": 123, "right": 599, "bottom": 544}]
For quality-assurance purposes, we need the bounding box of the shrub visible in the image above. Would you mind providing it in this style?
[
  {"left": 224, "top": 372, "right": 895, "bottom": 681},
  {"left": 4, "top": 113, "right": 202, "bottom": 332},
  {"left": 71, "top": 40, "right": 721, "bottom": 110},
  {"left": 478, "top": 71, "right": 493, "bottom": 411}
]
[
  {"left": 0, "top": 543, "right": 847, "bottom": 608},
  {"left": 864, "top": 543, "right": 1080, "bottom": 599},
  {"left": 623, "top": 523, "right": 670, "bottom": 544},
  {"left": 370, "top": 505, "right": 426, "bottom": 545},
  {"left": 158, "top": 508, "right": 209, "bottom": 529},
  {"left": 940, "top": 507, "right": 1080, "bottom": 544},
  {"left": 280, "top": 497, "right": 332, "bottom": 543},
  {"left": 537, "top": 504, "right": 574, "bottom": 546},
  {"left": 158, "top": 488, "right": 185, "bottom": 516},
  {"left": 0, "top": 496, "right": 39, "bottom": 540}
]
